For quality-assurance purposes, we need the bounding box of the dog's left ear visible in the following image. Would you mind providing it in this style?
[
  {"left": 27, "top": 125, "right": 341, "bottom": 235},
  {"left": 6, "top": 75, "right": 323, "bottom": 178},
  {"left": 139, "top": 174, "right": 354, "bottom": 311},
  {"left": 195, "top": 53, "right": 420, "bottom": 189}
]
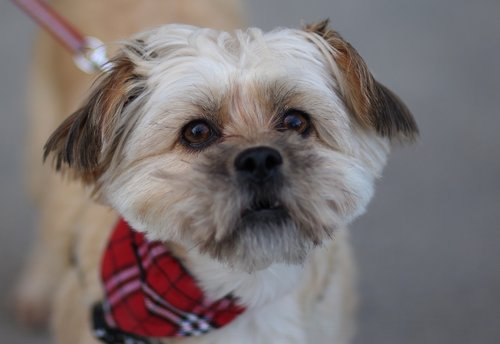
[
  {"left": 304, "top": 20, "right": 418, "bottom": 141},
  {"left": 44, "top": 51, "right": 146, "bottom": 182}
]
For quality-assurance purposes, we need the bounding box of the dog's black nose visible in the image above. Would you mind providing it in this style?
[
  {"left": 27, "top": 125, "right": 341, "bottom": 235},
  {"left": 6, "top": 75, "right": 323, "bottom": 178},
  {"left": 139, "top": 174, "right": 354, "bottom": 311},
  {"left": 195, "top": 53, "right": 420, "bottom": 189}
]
[{"left": 234, "top": 146, "right": 283, "bottom": 183}]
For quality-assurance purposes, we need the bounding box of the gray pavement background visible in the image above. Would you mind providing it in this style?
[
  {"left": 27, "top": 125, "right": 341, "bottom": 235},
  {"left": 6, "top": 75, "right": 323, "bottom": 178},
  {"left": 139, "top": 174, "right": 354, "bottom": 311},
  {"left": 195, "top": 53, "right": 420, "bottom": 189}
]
[{"left": 1, "top": 0, "right": 499, "bottom": 343}]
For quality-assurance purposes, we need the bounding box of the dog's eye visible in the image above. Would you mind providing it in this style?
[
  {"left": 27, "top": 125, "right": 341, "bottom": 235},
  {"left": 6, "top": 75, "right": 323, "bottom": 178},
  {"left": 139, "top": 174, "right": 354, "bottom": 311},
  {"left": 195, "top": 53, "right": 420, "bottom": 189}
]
[
  {"left": 181, "top": 120, "right": 218, "bottom": 149},
  {"left": 278, "top": 110, "right": 311, "bottom": 136}
]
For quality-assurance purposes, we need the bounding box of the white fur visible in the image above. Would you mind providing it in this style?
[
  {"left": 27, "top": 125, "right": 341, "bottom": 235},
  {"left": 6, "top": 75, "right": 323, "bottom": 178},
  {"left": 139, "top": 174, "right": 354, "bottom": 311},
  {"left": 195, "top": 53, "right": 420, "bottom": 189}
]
[{"left": 165, "top": 231, "right": 354, "bottom": 344}]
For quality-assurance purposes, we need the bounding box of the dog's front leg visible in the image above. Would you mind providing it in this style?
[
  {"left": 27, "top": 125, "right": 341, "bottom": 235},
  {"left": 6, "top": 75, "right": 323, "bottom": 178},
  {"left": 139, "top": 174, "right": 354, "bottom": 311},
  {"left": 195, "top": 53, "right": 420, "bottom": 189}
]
[{"left": 13, "top": 176, "right": 87, "bottom": 327}]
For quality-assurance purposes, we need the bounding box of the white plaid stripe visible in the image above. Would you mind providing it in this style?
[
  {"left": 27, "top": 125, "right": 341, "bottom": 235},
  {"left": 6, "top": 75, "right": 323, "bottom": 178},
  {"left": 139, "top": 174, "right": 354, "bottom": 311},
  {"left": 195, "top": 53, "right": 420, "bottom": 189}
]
[
  {"left": 107, "top": 279, "right": 141, "bottom": 305},
  {"left": 104, "top": 242, "right": 167, "bottom": 293},
  {"left": 144, "top": 298, "right": 182, "bottom": 323},
  {"left": 104, "top": 265, "right": 140, "bottom": 293},
  {"left": 144, "top": 285, "right": 213, "bottom": 337},
  {"left": 178, "top": 313, "right": 212, "bottom": 336}
]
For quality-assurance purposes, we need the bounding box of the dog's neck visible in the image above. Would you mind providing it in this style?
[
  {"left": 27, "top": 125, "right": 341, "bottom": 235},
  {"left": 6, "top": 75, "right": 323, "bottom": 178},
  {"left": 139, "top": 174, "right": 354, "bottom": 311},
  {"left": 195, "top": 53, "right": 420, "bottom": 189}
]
[{"left": 166, "top": 241, "right": 305, "bottom": 309}]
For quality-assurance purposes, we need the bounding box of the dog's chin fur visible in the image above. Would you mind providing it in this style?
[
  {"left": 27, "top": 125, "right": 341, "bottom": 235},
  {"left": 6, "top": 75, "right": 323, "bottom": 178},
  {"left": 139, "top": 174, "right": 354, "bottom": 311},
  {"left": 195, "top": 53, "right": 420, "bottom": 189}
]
[
  {"left": 42, "top": 20, "right": 417, "bottom": 342},
  {"left": 203, "top": 216, "right": 313, "bottom": 272}
]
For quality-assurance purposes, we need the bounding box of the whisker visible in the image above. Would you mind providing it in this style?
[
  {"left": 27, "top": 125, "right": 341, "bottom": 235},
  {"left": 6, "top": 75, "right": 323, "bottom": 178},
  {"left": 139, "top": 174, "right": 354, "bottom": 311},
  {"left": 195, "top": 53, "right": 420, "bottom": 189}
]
[{"left": 186, "top": 241, "right": 202, "bottom": 252}]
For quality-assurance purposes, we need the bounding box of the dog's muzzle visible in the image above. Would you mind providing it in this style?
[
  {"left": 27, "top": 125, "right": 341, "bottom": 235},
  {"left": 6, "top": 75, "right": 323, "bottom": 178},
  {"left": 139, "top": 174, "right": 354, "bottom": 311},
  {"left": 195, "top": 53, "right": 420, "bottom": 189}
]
[{"left": 235, "top": 146, "right": 288, "bottom": 224}]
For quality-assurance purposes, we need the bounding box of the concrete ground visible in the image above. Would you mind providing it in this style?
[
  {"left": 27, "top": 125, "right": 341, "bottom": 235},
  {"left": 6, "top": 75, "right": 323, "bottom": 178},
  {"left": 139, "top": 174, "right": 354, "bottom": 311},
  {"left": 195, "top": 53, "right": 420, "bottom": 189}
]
[{"left": 1, "top": 0, "right": 499, "bottom": 343}]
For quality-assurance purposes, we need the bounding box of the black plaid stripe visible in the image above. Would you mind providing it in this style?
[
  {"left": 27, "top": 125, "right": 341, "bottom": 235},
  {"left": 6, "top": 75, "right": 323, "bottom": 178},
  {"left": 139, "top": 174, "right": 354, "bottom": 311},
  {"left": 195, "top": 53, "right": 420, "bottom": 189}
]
[
  {"left": 107, "top": 228, "right": 153, "bottom": 336},
  {"left": 93, "top": 303, "right": 152, "bottom": 344},
  {"left": 147, "top": 242, "right": 203, "bottom": 307}
]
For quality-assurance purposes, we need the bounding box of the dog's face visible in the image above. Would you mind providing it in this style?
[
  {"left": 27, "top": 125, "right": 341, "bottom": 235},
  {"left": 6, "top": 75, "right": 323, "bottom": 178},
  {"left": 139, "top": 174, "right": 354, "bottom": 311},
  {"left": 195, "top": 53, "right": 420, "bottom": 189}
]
[{"left": 45, "top": 21, "right": 417, "bottom": 271}]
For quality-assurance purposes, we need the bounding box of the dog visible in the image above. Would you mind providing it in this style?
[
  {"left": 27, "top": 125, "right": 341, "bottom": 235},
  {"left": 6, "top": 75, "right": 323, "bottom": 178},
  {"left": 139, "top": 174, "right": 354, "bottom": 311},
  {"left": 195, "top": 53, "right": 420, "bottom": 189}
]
[
  {"left": 39, "top": 19, "right": 418, "bottom": 344},
  {"left": 14, "top": 0, "right": 244, "bottom": 332}
]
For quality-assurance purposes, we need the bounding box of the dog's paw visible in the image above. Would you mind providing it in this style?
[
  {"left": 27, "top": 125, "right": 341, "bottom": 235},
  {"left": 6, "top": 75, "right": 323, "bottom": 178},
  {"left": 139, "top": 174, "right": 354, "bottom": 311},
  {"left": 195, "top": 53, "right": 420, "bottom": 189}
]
[
  {"left": 10, "top": 251, "right": 60, "bottom": 329},
  {"left": 10, "top": 275, "right": 52, "bottom": 329}
]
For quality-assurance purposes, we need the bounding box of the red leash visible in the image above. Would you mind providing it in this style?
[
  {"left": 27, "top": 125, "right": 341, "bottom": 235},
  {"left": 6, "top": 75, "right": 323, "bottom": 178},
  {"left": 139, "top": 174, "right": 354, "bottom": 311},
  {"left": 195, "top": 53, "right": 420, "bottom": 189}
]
[{"left": 12, "top": 0, "right": 111, "bottom": 73}]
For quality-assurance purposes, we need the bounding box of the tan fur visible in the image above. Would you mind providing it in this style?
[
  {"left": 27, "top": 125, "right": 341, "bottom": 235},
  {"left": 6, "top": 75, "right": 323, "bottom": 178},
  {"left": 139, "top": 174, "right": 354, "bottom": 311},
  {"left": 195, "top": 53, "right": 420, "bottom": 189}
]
[
  {"left": 20, "top": 13, "right": 417, "bottom": 344},
  {"left": 16, "top": 0, "right": 245, "bottom": 330}
]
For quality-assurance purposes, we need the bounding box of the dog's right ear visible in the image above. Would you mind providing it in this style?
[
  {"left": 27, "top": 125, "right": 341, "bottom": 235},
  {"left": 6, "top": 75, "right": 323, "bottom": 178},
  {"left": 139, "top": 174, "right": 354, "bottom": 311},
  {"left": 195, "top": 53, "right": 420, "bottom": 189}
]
[
  {"left": 304, "top": 20, "right": 418, "bottom": 141},
  {"left": 44, "top": 52, "right": 146, "bottom": 183}
]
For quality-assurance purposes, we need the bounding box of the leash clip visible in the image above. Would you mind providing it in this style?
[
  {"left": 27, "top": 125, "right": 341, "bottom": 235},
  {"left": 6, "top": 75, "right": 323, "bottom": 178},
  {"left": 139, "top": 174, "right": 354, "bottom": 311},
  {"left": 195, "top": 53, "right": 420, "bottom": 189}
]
[{"left": 73, "top": 37, "right": 113, "bottom": 74}]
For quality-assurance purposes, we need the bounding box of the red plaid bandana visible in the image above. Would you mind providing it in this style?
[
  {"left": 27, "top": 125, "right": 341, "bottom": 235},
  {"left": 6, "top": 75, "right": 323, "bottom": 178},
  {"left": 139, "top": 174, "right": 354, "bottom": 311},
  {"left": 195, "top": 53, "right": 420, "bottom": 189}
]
[{"left": 92, "top": 219, "right": 245, "bottom": 343}]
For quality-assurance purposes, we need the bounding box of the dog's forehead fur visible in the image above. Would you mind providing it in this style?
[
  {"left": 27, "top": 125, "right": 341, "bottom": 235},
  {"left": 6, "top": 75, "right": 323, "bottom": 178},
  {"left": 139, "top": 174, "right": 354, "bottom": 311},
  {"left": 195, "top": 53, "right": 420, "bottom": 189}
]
[
  {"left": 125, "top": 25, "right": 353, "bottom": 157},
  {"left": 139, "top": 25, "right": 332, "bottom": 76}
]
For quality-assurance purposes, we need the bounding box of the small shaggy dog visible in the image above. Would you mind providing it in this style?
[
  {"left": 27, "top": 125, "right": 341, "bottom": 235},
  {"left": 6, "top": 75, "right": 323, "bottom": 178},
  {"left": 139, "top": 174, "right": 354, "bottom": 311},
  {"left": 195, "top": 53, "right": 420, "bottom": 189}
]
[{"left": 26, "top": 15, "right": 418, "bottom": 344}]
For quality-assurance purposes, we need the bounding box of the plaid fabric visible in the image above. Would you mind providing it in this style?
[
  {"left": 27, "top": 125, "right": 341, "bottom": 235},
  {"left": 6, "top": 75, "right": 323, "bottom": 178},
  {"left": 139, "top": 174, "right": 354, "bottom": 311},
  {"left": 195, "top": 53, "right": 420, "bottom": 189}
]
[{"left": 92, "top": 219, "right": 245, "bottom": 343}]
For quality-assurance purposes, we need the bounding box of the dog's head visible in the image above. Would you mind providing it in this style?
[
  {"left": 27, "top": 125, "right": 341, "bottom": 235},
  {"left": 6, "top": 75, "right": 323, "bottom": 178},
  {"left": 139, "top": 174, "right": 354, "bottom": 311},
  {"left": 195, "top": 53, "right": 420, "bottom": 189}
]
[{"left": 45, "top": 21, "right": 417, "bottom": 271}]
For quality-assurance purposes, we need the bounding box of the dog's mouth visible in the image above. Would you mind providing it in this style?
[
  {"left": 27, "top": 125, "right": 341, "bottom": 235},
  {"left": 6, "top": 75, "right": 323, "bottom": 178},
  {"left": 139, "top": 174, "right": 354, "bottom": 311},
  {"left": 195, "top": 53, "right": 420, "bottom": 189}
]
[{"left": 241, "top": 198, "right": 288, "bottom": 223}]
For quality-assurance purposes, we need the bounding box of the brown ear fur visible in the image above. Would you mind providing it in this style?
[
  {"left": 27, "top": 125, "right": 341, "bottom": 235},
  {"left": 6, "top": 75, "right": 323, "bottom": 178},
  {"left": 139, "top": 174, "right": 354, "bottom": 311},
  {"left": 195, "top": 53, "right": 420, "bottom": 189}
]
[
  {"left": 305, "top": 19, "right": 418, "bottom": 140},
  {"left": 44, "top": 55, "right": 144, "bottom": 182}
]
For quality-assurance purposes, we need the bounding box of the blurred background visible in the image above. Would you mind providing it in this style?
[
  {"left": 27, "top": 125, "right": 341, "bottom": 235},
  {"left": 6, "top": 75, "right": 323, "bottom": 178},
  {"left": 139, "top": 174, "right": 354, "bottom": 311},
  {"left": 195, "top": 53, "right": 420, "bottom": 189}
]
[{"left": 1, "top": 0, "right": 499, "bottom": 343}]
